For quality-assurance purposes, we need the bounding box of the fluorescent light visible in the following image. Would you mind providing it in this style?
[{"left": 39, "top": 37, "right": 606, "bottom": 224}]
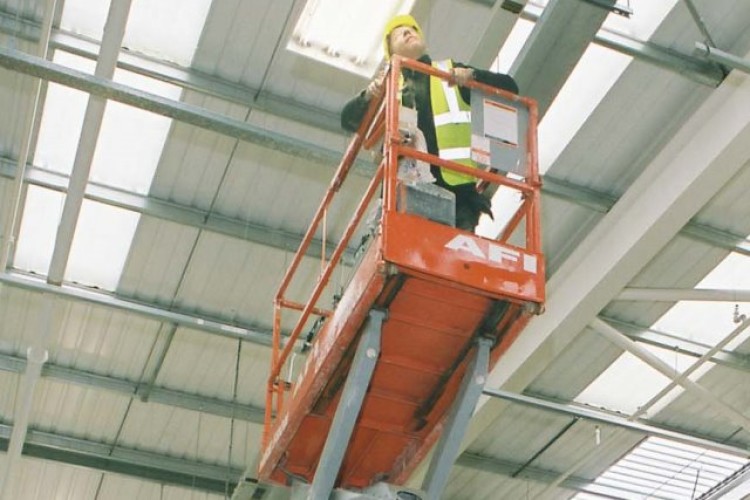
[{"left": 288, "top": 0, "right": 416, "bottom": 77}]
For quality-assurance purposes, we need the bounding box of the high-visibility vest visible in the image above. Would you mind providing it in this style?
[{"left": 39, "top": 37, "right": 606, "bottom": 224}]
[
  {"left": 398, "top": 59, "right": 476, "bottom": 186},
  {"left": 430, "top": 60, "right": 475, "bottom": 186}
]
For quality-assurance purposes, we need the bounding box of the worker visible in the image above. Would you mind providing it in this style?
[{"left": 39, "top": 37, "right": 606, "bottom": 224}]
[{"left": 341, "top": 14, "right": 519, "bottom": 232}]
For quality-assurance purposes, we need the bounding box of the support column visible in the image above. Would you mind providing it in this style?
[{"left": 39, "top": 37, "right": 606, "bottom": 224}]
[
  {"left": 422, "top": 337, "right": 491, "bottom": 499},
  {"left": 307, "top": 310, "right": 385, "bottom": 500}
]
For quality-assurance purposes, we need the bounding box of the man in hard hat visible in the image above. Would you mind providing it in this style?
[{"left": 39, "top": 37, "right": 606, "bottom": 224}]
[{"left": 341, "top": 14, "right": 518, "bottom": 232}]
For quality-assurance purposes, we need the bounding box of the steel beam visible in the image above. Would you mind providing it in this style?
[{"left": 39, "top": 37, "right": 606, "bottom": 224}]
[
  {"left": 541, "top": 176, "right": 750, "bottom": 257},
  {"left": 590, "top": 317, "right": 750, "bottom": 431},
  {"left": 0, "top": 158, "right": 352, "bottom": 262},
  {"left": 603, "top": 315, "right": 750, "bottom": 374},
  {"left": 481, "top": 387, "right": 750, "bottom": 458},
  {"left": 0, "top": 351, "right": 263, "bottom": 423},
  {"left": 0, "top": 424, "right": 244, "bottom": 494},
  {"left": 0, "top": 44, "right": 373, "bottom": 177},
  {"left": 0, "top": 271, "right": 278, "bottom": 346},
  {"left": 618, "top": 287, "right": 750, "bottom": 303},
  {"left": 3, "top": 159, "right": 747, "bottom": 264},
  {"left": 455, "top": 452, "right": 592, "bottom": 492},
  {"left": 0, "top": 7, "right": 343, "bottom": 134}
]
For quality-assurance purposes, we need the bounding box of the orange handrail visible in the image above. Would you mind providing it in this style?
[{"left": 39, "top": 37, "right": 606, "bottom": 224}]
[{"left": 262, "top": 54, "right": 541, "bottom": 449}]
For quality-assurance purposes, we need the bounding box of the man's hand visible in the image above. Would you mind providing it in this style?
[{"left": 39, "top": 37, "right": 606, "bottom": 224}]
[
  {"left": 450, "top": 67, "right": 474, "bottom": 87},
  {"left": 365, "top": 66, "right": 388, "bottom": 101},
  {"left": 365, "top": 78, "right": 385, "bottom": 100}
]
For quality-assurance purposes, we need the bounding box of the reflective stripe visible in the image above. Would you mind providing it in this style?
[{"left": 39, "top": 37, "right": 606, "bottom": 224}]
[
  {"left": 434, "top": 60, "right": 470, "bottom": 125},
  {"left": 439, "top": 147, "right": 471, "bottom": 160},
  {"left": 433, "top": 110, "right": 471, "bottom": 126}
]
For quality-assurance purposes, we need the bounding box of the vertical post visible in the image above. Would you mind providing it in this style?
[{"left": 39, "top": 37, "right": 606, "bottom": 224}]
[
  {"left": 422, "top": 337, "right": 491, "bottom": 500},
  {"left": 308, "top": 310, "right": 385, "bottom": 500}
]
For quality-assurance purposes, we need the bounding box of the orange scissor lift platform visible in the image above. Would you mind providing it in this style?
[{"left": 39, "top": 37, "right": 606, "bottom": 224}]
[{"left": 258, "top": 57, "right": 544, "bottom": 499}]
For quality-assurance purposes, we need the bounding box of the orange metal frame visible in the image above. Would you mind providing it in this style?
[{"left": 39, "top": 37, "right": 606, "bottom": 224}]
[{"left": 259, "top": 56, "right": 544, "bottom": 489}]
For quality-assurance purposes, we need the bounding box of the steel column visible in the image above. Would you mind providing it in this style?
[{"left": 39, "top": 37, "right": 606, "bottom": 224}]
[
  {"left": 423, "top": 338, "right": 491, "bottom": 499},
  {"left": 308, "top": 310, "right": 385, "bottom": 500}
]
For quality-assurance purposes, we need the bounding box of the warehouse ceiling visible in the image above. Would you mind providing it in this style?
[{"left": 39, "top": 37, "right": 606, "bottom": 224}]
[{"left": 1, "top": 0, "right": 750, "bottom": 499}]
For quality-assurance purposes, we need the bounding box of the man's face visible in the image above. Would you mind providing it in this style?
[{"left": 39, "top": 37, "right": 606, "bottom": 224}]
[{"left": 388, "top": 25, "right": 426, "bottom": 59}]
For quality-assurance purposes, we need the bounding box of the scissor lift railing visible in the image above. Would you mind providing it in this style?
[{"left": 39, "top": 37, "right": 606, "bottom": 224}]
[{"left": 258, "top": 56, "right": 544, "bottom": 498}]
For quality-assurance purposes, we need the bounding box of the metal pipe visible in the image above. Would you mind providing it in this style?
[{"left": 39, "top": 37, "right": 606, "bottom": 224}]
[
  {"left": 46, "top": 0, "right": 133, "bottom": 285},
  {"left": 0, "top": 295, "right": 54, "bottom": 499},
  {"left": 618, "top": 287, "right": 750, "bottom": 302},
  {"left": 695, "top": 42, "right": 750, "bottom": 76},
  {"left": 0, "top": 0, "right": 58, "bottom": 272}
]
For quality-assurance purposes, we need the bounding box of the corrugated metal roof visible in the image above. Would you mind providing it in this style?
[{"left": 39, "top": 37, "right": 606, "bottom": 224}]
[{"left": 2, "top": 0, "right": 750, "bottom": 498}]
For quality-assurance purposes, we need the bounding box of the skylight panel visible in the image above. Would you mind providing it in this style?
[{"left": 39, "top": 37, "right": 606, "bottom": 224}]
[
  {"left": 288, "top": 0, "right": 416, "bottom": 77},
  {"left": 575, "top": 349, "right": 677, "bottom": 415},
  {"left": 13, "top": 186, "right": 62, "bottom": 275},
  {"left": 490, "top": 18, "right": 534, "bottom": 74},
  {"left": 574, "top": 437, "right": 750, "bottom": 500},
  {"left": 34, "top": 50, "right": 181, "bottom": 194},
  {"left": 65, "top": 200, "right": 139, "bottom": 290},
  {"left": 90, "top": 69, "right": 181, "bottom": 194},
  {"left": 60, "top": 0, "right": 213, "bottom": 66},
  {"left": 33, "top": 51, "right": 94, "bottom": 175}
]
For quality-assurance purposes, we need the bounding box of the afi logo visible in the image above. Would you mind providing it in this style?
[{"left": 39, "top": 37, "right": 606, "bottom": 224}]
[{"left": 444, "top": 235, "right": 537, "bottom": 274}]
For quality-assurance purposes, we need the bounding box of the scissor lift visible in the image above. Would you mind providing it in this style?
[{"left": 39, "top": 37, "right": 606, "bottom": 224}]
[{"left": 258, "top": 56, "right": 544, "bottom": 499}]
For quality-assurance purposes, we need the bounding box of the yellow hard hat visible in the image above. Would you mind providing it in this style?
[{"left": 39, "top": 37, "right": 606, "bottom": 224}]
[{"left": 383, "top": 14, "right": 423, "bottom": 59}]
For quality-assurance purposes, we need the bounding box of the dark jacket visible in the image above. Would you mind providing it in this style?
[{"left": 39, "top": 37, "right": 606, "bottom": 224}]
[{"left": 340, "top": 54, "right": 518, "bottom": 188}]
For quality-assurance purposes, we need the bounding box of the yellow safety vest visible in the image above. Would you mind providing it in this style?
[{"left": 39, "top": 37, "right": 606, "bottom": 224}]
[
  {"left": 398, "top": 60, "right": 476, "bottom": 186},
  {"left": 430, "top": 60, "right": 475, "bottom": 186}
]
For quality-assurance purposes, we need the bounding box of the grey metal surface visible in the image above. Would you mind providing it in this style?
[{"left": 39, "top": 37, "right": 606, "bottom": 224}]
[
  {"left": 423, "top": 338, "right": 491, "bottom": 499},
  {"left": 0, "top": 423, "right": 242, "bottom": 494},
  {"left": 0, "top": 272, "right": 278, "bottom": 345},
  {"left": 308, "top": 310, "right": 385, "bottom": 500}
]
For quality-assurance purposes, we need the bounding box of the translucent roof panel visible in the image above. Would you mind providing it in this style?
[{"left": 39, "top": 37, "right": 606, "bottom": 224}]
[
  {"left": 65, "top": 200, "right": 140, "bottom": 289},
  {"left": 13, "top": 185, "right": 62, "bottom": 275},
  {"left": 574, "top": 437, "right": 750, "bottom": 500},
  {"left": 490, "top": 18, "right": 534, "bottom": 74},
  {"left": 33, "top": 51, "right": 181, "bottom": 194},
  {"left": 288, "top": 0, "right": 416, "bottom": 77},
  {"left": 60, "top": 0, "right": 213, "bottom": 66},
  {"left": 13, "top": 188, "right": 139, "bottom": 291}
]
